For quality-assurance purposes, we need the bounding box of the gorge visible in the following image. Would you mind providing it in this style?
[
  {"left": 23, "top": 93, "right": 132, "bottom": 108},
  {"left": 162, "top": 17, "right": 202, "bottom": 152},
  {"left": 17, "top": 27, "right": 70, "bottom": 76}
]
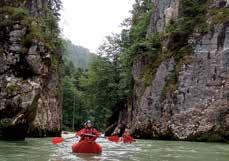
[{"left": 0, "top": 0, "right": 229, "bottom": 143}]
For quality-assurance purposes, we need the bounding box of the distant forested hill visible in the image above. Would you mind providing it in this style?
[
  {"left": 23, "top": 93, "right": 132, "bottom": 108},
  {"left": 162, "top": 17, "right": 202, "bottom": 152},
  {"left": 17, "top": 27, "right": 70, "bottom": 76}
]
[{"left": 62, "top": 40, "right": 96, "bottom": 69}]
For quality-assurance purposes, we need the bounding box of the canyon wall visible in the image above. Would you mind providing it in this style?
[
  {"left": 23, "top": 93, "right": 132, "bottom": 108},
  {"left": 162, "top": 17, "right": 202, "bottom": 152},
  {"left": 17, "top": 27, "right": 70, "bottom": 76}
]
[
  {"left": 0, "top": 0, "right": 62, "bottom": 139},
  {"left": 115, "top": 0, "right": 229, "bottom": 141}
]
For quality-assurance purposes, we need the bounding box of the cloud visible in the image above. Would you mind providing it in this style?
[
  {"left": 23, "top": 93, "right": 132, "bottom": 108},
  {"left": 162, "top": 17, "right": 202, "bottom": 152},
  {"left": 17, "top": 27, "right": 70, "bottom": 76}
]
[{"left": 59, "top": 0, "right": 134, "bottom": 52}]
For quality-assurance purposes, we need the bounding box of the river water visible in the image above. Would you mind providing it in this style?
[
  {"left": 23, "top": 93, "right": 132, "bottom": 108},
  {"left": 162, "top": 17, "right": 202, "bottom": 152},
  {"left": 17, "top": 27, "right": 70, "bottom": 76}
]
[{"left": 0, "top": 136, "right": 229, "bottom": 161}]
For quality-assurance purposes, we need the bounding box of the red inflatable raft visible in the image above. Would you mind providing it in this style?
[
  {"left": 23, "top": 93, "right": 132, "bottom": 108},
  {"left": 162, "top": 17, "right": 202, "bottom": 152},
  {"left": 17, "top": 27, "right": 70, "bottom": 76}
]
[
  {"left": 107, "top": 135, "right": 120, "bottom": 143},
  {"left": 122, "top": 135, "right": 135, "bottom": 144},
  {"left": 72, "top": 140, "right": 102, "bottom": 154}
]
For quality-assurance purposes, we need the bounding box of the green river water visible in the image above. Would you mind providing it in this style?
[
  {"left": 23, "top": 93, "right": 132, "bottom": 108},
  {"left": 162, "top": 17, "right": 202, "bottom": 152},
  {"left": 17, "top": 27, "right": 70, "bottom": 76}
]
[{"left": 0, "top": 137, "right": 229, "bottom": 161}]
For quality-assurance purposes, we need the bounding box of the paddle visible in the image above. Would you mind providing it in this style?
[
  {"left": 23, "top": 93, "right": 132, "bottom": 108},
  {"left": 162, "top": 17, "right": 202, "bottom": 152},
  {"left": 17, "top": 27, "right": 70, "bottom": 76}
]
[
  {"left": 52, "top": 133, "right": 128, "bottom": 145},
  {"left": 52, "top": 136, "right": 76, "bottom": 144},
  {"left": 52, "top": 133, "right": 106, "bottom": 144}
]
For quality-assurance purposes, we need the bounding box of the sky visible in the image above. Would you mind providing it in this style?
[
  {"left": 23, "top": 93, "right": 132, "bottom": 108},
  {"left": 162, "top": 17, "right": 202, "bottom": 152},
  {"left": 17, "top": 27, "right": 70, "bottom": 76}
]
[{"left": 59, "top": 0, "right": 135, "bottom": 53}]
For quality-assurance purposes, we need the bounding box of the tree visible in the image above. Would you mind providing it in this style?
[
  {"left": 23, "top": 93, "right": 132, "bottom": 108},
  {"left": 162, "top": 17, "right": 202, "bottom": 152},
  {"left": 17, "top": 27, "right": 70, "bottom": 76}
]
[
  {"left": 80, "top": 57, "right": 120, "bottom": 130},
  {"left": 97, "top": 33, "right": 122, "bottom": 62}
]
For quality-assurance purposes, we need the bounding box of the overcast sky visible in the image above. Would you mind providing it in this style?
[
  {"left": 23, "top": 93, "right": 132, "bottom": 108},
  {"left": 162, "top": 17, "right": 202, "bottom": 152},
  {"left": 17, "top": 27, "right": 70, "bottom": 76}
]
[{"left": 59, "top": 0, "right": 135, "bottom": 53}]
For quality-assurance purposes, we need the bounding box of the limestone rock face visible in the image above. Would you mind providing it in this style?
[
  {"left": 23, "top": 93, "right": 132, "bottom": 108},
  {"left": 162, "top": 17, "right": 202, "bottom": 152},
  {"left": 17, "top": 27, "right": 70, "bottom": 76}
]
[
  {"left": 149, "top": 0, "right": 180, "bottom": 33},
  {"left": 114, "top": 0, "right": 229, "bottom": 141},
  {"left": 0, "top": 0, "right": 62, "bottom": 139}
]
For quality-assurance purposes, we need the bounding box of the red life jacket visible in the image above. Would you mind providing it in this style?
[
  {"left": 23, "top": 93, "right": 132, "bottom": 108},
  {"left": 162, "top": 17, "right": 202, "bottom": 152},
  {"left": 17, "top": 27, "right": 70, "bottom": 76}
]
[
  {"left": 76, "top": 128, "right": 100, "bottom": 141},
  {"left": 122, "top": 135, "right": 135, "bottom": 143},
  {"left": 122, "top": 132, "right": 135, "bottom": 143}
]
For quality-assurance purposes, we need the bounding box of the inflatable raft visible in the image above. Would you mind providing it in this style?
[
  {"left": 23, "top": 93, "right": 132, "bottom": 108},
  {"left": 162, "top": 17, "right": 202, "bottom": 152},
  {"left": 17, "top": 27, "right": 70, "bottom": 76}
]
[{"left": 72, "top": 140, "right": 102, "bottom": 154}]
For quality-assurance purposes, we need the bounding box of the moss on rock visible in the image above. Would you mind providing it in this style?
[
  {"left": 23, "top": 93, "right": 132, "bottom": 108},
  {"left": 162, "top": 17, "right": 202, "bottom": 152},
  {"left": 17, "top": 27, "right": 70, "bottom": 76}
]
[
  {"left": 6, "top": 84, "right": 20, "bottom": 93},
  {"left": 209, "top": 8, "right": 229, "bottom": 24}
]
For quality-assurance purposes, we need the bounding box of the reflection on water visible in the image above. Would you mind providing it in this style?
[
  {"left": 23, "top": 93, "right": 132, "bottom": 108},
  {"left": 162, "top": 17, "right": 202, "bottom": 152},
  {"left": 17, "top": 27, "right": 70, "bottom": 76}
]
[{"left": 1, "top": 135, "right": 229, "bottom": 161}]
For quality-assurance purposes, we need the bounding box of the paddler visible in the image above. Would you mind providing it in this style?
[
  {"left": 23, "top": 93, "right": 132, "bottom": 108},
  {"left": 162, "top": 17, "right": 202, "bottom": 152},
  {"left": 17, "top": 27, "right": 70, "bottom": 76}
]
[
  {"left": 72, "top": 120, "right": 102, "bottom": 154},
  {"left": 76, "top": 120, "right": 101, "bottom": 142},
  {"left": 121, "top": 128, "right": 135, "bottom": 143},
  {"left": 108, "top": 128, "right": 120, "bottom": 142}
]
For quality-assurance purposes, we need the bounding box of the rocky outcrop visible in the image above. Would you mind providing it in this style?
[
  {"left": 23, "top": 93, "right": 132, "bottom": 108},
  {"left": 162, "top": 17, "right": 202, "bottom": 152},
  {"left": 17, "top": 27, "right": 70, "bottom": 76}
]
[
  {"left": 114, "top": 0, "right": 229, "bottom": 141},
  {"left": 0, "top": 0, "right": 62, "bottom": 139}
]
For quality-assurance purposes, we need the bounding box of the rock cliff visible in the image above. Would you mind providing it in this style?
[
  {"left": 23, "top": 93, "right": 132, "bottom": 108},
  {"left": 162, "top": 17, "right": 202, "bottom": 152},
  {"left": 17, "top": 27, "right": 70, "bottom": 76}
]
[
  {"left": 0, "top": 0, "right": 62, "bottom": 139},
  {"left": 114, "top": 0, "right": 229, "bottom": 141}
]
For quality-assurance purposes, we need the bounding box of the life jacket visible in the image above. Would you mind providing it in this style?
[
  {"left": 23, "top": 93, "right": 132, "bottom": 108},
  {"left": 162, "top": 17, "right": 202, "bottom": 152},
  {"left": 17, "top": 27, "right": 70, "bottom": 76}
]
[
  {"left": 77, "top": 128, "right": 100, "bottom": 141},
  {"left": 122, "top": 135, "right": 135, "bottom": 143},
  {"left": 122, "top": 132, "right": 135, "bottom": 143}
]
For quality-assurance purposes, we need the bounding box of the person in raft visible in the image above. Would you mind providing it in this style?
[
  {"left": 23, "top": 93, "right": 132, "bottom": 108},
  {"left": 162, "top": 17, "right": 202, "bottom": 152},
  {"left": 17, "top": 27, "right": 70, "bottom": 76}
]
[
  {"left": 108, "top": 128, "right": 120, "bottom": 143},
  {"left": 76, "top": 120, "right": 101, "bottom": 142},
  {"left": 72, "top": 120, "right": 102, "bottom": 154},
  {"left": 121, "top": 128, "right": 136, "bottom": 143}
]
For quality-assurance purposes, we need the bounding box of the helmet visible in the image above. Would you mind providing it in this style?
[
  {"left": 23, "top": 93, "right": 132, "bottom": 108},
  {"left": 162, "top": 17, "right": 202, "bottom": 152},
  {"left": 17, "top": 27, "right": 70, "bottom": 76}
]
[{"left": 84, "top": 120, "right": 92, "bottom": 126}]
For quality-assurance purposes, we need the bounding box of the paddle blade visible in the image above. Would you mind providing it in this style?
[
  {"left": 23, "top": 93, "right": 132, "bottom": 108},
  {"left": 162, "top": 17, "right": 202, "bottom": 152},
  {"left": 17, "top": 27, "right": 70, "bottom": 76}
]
[
  {"left": 107, "top": 136, "right": 120, "bottom": 143},
  {"left": 52, "top": 137, "right": 64, "bottom": 144}
]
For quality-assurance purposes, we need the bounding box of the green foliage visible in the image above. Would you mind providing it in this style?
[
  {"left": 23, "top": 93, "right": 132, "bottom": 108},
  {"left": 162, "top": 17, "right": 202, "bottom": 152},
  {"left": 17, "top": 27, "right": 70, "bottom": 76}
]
[
  {"left": 138, "top": 0, "right": 210, "bottom": 90},
  {"left": 62, "top": 54, "right": 121, "bottom": 130},
  {"left": 6, "top": 84, "right": 19, "bottom": 93},
  {"left": 105, "top": 0, "right": 162, "bottom": 98},
  {"left": 50, "top": 54, "right": 59, "bottom": 70},
  {"left": 122, "top": 0, "right": 158, "bottom": 59},
  {"left": 1, "top": 2, "right": 62, "bottom": 72},
  {"left": 161, "top": 68, "right": 178, "bottom": 101},
  {"left": 80, "top": 57, "right": 120, "bottom": 129},
  {"left": 62, "top": 40, "right": 96, "bottom": 69},
  {"left": 0, "top": 6, "right": 29, "bottom": 28},
  {"left": 22, "top": 21, "right": 44, "bottom": 47},
  {"left": 39, "top": 7, "right": 62, "bottom": 50},
  {"left": 158, "top": 0, "right": 208, "bottom": 99},
  {"left": 0, "top": 6, "right": 28, "bottom": 18},
  {"left": 141, "top": 52, "right": 170, "bottom": 86},
  {"left": 63, "top": 74, "right": 84, "bottom": 129},
  {"left": 127, "top": 33, "right": 161, "bottom": 58},
  {"left": 209, "top": 8, "right": 229, "bottom": 24},
  {"left": 161, "top": 47, "right": 193, "bottom": 101},
  {"left": 174, "top": 46, "right": 193, "bottom": 61},
  {"left": 129, "top": 11, "right": 150, "bottom": 42},
  {"left": 0, "top": 48, "right": 4, "bottom": 55},
  {"left": 23, "top": 8, "right": 61, "bottom": 53},
  {"left": 0, "top": 119, "right": 11, "bottom": 128},
  {"left": 166, "top": 17, "right": 194, "bottom": 36},
  {"left": 62, "top": 57, "right": 86, "bottom": 130},
  {"left": 181, "top": 0, "right": 206, "bottom": 17},
  {"left": 97, "top": 33, "right": 121, "bottom": 60},
  {"left": 166, "top": 0, "right": 208, "bottom": 37},
  {"left": 112, "top": 1, "right": 162, "bottom": 97},
  {"left": 62, "top": 43, "right": 99, "bottom": 130}
]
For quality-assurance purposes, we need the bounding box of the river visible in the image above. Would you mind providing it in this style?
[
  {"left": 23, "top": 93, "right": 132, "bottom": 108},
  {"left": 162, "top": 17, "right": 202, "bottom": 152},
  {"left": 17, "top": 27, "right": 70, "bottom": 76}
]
[{"left": 0, "top": 136, "right": 229, "bottom": 161}]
